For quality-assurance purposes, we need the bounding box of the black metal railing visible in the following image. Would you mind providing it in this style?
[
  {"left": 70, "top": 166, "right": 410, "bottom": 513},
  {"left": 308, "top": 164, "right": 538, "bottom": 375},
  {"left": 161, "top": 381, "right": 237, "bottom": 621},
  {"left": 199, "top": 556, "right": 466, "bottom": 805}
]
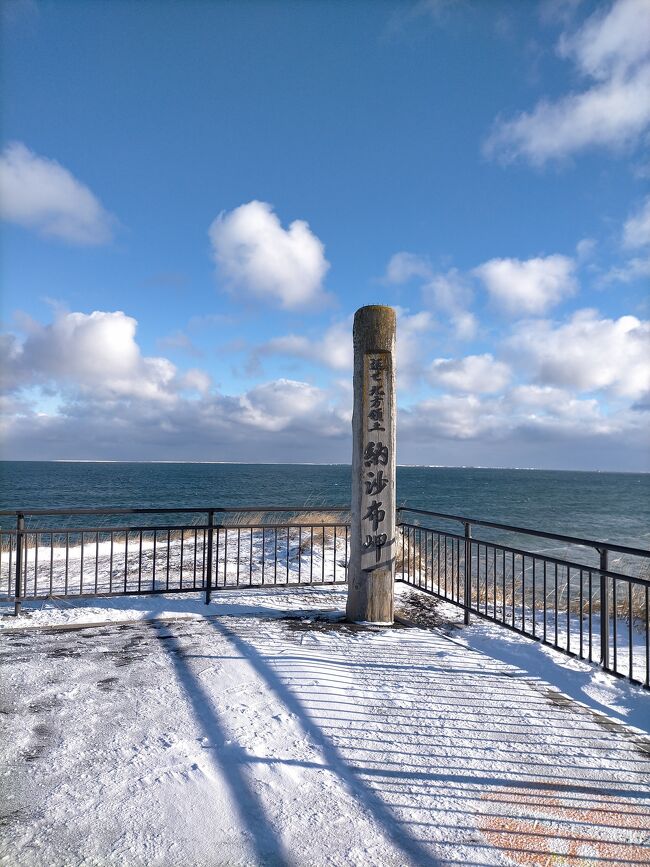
[
  {"left": 3, "top": 502, "right": 649, "bottom": 689},
  {"left": 396, "top": 506, "right": 650, "bottom": 689},
  {"left": 0, "top": 506, "right": 351, "bottom": 613}
]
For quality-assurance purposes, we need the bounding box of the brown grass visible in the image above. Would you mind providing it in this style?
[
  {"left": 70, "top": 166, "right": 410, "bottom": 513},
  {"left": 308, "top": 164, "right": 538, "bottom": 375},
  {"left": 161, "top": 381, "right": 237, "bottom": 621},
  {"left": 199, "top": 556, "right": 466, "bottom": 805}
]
[{"left": 396, "top": 526, "right": 649, "bottom": 624}]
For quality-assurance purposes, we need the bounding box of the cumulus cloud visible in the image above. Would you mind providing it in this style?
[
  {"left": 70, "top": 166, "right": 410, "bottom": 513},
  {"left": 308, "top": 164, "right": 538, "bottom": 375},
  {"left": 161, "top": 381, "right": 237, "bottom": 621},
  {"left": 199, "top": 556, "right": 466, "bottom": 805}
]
[
  {"left": 208, "top": 200, "right": 330, "bottom": 310},
  {"left": 623, "top": 195, "right": 650, "bottom": 248},
  {"left": 557, "top": 0, "right": 650, "bottom": 78},
  {"left": 2, "top": 307, "right": 648, "bottom": 470},
  {"left": 3, "top": 311, "right": 177, "bottom": 401},
  {"left": 601, "top": 196, "right": 650, "bottom": 283},
  {"left": 0, "top": 142, "right": 115, "bottom": 244},
  {"left": 507, "top": 384, "right": 602, "bottom": 426},
  {"left": 0, "top": 309, "right": 352, "bottom": 462},
  {"left": 399, "top": 383, "right": 649, "bottom": 471},
  {"left": 485, "top": 0, "right": 650, "bottom": 165},
  {"left": 384, "top": 252, "right": 432, "bottom": 284},
  {"left": 474, "top": 254, "right": 577, "bottom": 315},
  {"left": 259, "top": 308, "right": 435, "bottom": 389},
  {"left": 422, "top": 269, "right": 477, "bottom": 340},
  {"left": 602, "top": 255, "right": 650, "bottom": 283},
  {"left": 508, "top": 309, "right": 650, "bottom": 398},
  {"left": 384, "top": 254, "right": 477, "bottom": 341},
  {"left": 178, "top": 369, "right": 212, "bottom": 395},
  {"left": 1, "top": 378, "right": 352, "bottom": 463},
  {"left": 262, "top": 319, "right": 353, "bottom": 372},
  {"left": 429, "top": 354, "right": 511, "bottom": 394},
  {"left": 238, "top": 380, "right": 325, "bottom": 432},
  {"left": 395, "top": 309, "right": 435, "bottom": 388}
]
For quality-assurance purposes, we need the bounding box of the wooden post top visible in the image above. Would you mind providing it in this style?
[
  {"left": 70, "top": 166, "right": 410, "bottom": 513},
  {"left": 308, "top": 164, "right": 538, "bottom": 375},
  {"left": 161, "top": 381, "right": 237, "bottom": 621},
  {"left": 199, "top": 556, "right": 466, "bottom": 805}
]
[{"left": 353, "top": 306, "right": 396, "bottom": 353}]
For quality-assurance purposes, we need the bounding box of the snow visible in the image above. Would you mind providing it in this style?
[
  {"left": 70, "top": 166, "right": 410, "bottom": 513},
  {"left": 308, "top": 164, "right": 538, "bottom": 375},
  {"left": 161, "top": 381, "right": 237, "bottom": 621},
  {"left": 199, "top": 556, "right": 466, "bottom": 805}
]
[
  {"left": 396, "top": 556, "right": 650, "bottom": 685},
  {"left": 1, "top": 584, "right": 649, "bottom": 866},
  {"left": 0, "top": 525, "right": 348, "bottom": 598}
]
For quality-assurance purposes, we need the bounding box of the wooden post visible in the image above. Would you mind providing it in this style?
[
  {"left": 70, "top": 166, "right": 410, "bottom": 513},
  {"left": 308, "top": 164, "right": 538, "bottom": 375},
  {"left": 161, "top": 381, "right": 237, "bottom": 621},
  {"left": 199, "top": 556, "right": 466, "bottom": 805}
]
[{"left": 346, "top": 305, "right": 396, "bottom": 624}]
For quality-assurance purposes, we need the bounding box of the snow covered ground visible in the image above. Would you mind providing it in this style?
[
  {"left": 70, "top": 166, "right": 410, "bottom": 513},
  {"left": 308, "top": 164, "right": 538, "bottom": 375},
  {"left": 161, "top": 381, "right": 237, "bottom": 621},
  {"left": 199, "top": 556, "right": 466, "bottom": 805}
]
[
  {"left": 0, "top": 524, "right": 348, "bottom": 598},
  {"left": 1, "top": 584, "right": 649, "bottom": 866}
]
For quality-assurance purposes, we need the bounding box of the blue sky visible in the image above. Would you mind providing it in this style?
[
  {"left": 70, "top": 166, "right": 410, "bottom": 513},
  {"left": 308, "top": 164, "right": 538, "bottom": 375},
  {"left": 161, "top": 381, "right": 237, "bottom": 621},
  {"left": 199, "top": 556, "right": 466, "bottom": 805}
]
[{"left": 1, "top": 0, "right": 649, "bottom": 469}]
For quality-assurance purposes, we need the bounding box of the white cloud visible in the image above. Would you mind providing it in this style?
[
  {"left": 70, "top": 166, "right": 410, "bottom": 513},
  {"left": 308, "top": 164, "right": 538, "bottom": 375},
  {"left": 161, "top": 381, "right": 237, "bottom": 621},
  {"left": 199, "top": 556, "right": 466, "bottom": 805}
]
[
  {"left": 449, "top": 312, "right": 478, "bottom": 341},
  {"left": 424, "top": 269, "right": 471, "bottom": 311},
  {"left": 557, "top": 0, "right": 650, "bottom": 79},
  {"left": 208, "top": 200, "right": 330, "bottom": 310},
  {"left": 4, "top": 311, "right": 177, "bottom": 401},
  {"left": 485, "top": 0, "right": 650, "bottom": 165},
  {"left": 601, "top": 196, "right": 650, "bottom": 282},
  {"left": 508, "top": 309, "right": 650, "bottom": 398},
  {"left": 262, "top": 319, "right": 353, "bottom": 372},
  {"left": 399, "top": 384, "right": 647, "bottom": 469},
  {"left": 383, "top": 256, "right": 478, "bottom": 341},
  {"left": 507, "top": 384, "right": 603, "bottom": 425},
  {"left": 0, "top": 309, "right": 351, "bottom": 460},
  {"left": 384, "top": 252, "right": 432, "bottom": 284},
  {"left": 3, "top": 307, "right": 648, "bottom": 470},
  {"left": 429, "top": 354, "right": 511, "bottom": 394},
  {"left": 602, "top": 254, "right": 650, "bottom": 283},
  {"left": 0, "top": 142, "right": 115, "bottom": 244},
  {"left": 238, "top": 380, "right": 325, "bottom": 432},
  {"left": 623, "top": 195, "right": 650, "bottom": 247},
  {"left": 485, "top": 66, "right": 650, "bottom": 165},
  {"left": 178, "top": 369, "right": 212, "bottom": 395},
  {"left": 422, "top": 269, "right": 477, "bottom": 339},
  {"left": 260, "top": 308, "right": 434, "bottom": 390},
  {"left": 394, "top": 308, "right": 436, "bottom": 390},
  {"left": 576, "top": 237, "right": 597, "bottom": 260},
  {"left": 474, "top": 254, "right": 577, "bottom": 315}
]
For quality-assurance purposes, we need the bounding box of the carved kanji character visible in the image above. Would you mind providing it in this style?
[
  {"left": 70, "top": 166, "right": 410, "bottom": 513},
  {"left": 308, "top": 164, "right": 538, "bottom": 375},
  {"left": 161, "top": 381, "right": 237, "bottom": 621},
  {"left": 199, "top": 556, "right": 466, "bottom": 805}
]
[
  {"left": 363, "top": 441, "right": 388, "bottom": 466},
  {"left": 365, "top": 470, "right": 389, "bottom": 495},
  {"left": 362, "top": 533, "right": 387, "bottom": 551},
  {"left": 363, "top": 499, "right": 385, "bottom": 532}
]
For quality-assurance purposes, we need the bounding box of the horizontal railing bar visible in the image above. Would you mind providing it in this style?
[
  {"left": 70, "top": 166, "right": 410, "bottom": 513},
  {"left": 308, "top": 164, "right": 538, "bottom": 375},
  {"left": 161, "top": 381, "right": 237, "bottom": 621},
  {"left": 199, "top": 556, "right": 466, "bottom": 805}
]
[
  {"left": 397, "top": 506, "right": 650, "bottom": 558},
  {"left": 0, "top": 505, "right": 351, "bottom": 517},
  {"left": 214, "top": 523, "right": 350, "bottom": 531},
  {"left": 398, "top": 522, "right": 650, "bottom": 585},
  {"left": 2, "top": 524, "right": 210, "bottom": 535},
  {"left": 3, "top": 501, "right": 644, "bottom": 557},
  {"left": 2, "top": 521, "right": 351, "bottom": 536},
  {"left": 11, "top": 579, "right": 349, "bottom": 603}
]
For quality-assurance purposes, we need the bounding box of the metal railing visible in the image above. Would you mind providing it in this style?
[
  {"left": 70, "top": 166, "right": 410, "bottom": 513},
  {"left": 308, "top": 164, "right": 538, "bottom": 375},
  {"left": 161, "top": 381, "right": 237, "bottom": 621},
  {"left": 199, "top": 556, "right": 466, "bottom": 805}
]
[
  {"left": 396, "top": 506, "right": 650, "bottom": 689},
  {"left": 3, "top": 502, "right": 649, "bottom": 689},
  {"left": 0, "top": 506, "right": 351, "bottom": 614}
]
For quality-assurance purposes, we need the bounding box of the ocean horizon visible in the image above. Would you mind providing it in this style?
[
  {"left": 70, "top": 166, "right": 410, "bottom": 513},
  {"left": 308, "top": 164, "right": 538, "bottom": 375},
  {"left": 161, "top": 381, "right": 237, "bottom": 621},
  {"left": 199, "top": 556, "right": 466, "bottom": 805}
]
[
  {"left": 6, "top": 458, "right": 649, "bottom": 473},
  {"left": 1, "top": 461, "right": 648, "bottom": 552}
]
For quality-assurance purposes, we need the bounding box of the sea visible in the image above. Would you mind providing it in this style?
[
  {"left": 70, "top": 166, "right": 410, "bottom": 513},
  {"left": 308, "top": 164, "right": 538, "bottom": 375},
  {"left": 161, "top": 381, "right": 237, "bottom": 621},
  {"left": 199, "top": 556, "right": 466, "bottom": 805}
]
[{"left": 0, "top": 462, "right": 648, "bottom": 552}]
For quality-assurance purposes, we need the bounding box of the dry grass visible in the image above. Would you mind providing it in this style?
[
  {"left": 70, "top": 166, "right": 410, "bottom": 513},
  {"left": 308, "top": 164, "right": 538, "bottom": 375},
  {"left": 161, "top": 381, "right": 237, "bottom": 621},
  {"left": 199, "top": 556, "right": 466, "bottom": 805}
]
[
  {"left": 220, "top": 510, "right": 349, "bottom": 554},
  {"left": 0, "top": 509, "right": 350, "bottom": 547},
  {"left": 397, "top": 526, "right": 649, "bottom": 625}
]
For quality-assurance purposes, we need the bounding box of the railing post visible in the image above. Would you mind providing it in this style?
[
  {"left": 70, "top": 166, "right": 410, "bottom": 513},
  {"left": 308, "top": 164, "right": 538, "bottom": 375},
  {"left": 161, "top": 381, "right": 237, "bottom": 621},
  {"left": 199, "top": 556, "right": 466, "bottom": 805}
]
[
  {"left": 599, "top": 547, "right": 609, "bottom": 669},
  {"left": 205, "top": 510, "right": 214, "bottom": 605},
  {"left": 14, "top": 513, "right": 24, "bottom": 616},
  {"left": 464, "top": 522, "right": 471, "bottom": 626}
]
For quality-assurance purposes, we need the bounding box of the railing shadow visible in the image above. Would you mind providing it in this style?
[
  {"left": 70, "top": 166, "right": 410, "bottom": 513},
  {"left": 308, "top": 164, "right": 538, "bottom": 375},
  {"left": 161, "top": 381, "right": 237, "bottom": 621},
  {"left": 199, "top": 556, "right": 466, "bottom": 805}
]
[
  {"left": 153, "top": 609, "right": 650, "bottom": 866},
  {"left": 147, "top": 618, "right": 293, "bottom": 866}
]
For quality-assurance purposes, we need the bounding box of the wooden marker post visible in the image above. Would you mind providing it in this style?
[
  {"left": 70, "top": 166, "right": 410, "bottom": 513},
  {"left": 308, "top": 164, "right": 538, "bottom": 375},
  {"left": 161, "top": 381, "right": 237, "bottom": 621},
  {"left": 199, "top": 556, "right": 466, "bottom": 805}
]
[{"left": 346, "top": 305, "right": 396, "bottom": 624}]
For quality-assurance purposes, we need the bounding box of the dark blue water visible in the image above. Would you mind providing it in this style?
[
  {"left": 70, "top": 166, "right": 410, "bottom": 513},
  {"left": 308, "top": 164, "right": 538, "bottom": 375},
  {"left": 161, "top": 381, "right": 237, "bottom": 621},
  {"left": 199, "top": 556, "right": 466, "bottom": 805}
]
[{"left": 1, "top": 462, "right": 648, "bottom": 550}]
